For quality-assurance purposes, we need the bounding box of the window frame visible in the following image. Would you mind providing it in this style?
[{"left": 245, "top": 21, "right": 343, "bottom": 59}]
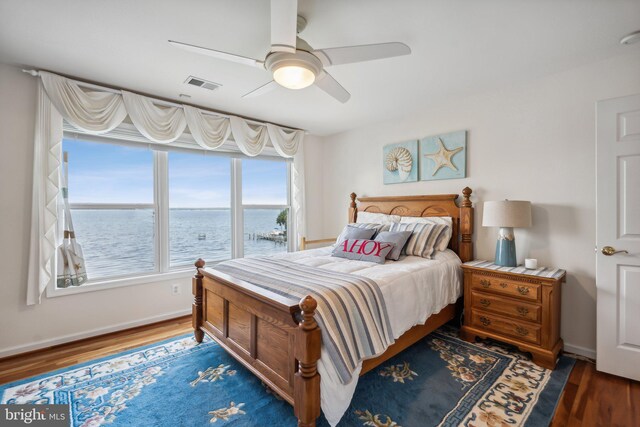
[
  {"left": 48, "top": 124, "right": 292, "bottom": 298},
  {"left": 234, "top": 158, "right": 294, "bottom": 258}
]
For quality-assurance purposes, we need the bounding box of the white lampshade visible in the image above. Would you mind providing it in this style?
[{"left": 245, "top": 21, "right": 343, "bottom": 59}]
[{"left": 482, "top": 200, "right": 532, "bottom": 228}]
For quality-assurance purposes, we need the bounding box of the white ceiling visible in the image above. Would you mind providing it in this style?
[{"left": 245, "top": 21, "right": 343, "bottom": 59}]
[{"left": 1, "top": 0, "right": 639, "bottom": 135}]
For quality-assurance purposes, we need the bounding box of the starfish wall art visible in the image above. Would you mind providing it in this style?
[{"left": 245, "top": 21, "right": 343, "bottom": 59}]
[{"left": 419, "top": 130, "right": 467, "bottom": 181}]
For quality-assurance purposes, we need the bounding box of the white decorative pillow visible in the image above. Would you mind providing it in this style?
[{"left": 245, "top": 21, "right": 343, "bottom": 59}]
[
  {"left": 335, "top": 223, "right": 389, "bottom": 245},
  {"left": 389, "top": 222, "right": 450, "bottom": 259},
  {"left": 399, "top": 216, "right": 453, "bottom": 251},
  {"left": 356, "top": 211, "right": 401, "bottom": 225}
]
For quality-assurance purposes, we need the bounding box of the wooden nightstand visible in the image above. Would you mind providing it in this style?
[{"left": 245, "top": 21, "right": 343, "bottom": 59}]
[{"left": 459, "top": 260, "right": 566, "bottom": 369}]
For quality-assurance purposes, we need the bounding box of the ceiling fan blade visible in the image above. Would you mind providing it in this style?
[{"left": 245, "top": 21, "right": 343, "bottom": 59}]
[
  {"left": 270, "top": 0, "right": 297, "bottom": 53},
  {"left": 168, "top": 40, "right": 264, "bottom": 68},
  {"left": 242, "top": 80, "right": 279, "bottom": 98},
  {"left": 314, "top": 71, "right": 350, "bottom": 103},
  {"left": 313, "top": 42, "right": 411, "bottom": 67}
]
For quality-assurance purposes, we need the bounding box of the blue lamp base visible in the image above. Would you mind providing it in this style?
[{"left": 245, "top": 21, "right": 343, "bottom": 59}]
[{"left": 495, "top": 227, "right": 517, "bottom": 267}]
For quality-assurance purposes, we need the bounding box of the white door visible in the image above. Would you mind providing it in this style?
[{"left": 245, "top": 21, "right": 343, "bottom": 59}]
[{"left": 596, "top": 93, "right": 640, "bottom": 380}]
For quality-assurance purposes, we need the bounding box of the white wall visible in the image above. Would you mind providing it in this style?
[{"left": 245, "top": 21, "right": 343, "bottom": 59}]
[
  {"left": 0, "top": 64, "right": 325, "bottom": 356},
  {"left": 318, "top": 52, "right": 640, "bottom": 357}
]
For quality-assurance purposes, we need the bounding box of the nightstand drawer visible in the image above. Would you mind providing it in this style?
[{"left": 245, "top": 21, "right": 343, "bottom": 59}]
[
  {"left": 471, "top": 275, "right": 541, "bottom": 301},
  {"left": 470, "top": 291, "right": 541, "bottom": 322},
  {"left": 471, "top": 311, "right": 541, "bottom": 345}
]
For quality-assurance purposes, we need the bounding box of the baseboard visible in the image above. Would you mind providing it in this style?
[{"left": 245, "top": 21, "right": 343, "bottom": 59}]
[
  {"left": 564, "top": 342, "right": 597, "bottom": 360},
  {"left": 0, "top": 309, "right": 191, "bottom": 359}
]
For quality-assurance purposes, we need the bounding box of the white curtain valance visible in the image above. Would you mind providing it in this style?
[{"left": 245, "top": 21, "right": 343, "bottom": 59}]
[
  {"left": 40, "top": 71, "right": 127, "bottom": 135},
  {"left": 38, "top": 71, "right": 303, "bottom": 155},
  {"left": 267, "top": 123, "right": 304, "bottom": 158},
  {"left": 122, "top": 91, "right": 187, "bottom": 143},
  {"left": 184, "top": 105, "right": 231, "bottom": 150},
  {"left": 229, "top": 116, "right": 270, "bottom": 157},
  {"left": 27, "top": 70, "right": 307, "bottom": 305}
]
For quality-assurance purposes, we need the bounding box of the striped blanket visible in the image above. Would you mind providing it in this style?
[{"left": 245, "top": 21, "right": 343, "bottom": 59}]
[{"left": 213, "top": 257, "right": 394, "bottom": 383}]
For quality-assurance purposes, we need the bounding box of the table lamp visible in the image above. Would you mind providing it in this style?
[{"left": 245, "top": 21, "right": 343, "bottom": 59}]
[{"left": 482, "top": 200, "right": 532, "bottom": 267}]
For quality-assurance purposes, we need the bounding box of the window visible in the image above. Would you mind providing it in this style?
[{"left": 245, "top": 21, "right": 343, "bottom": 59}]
[
  {"left": 168, "top": 152, "right": 231, "bottom": 266},
  {"left": 61, "top": 132, "right": 291, "bottom": 287},
  {"left": 64, "top": 138, "right": 156, "bottom": 279},
  {"left": 242, "top": 158, "right": 290, "bottom": 257}
]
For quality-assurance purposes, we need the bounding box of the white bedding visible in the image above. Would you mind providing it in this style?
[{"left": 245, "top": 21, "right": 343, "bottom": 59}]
[{"left": 271, "top": 246, "right": 462, "bottom": 426}]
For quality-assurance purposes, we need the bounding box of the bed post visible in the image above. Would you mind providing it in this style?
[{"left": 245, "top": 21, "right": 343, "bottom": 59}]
[
  {"left": 349, "top": 192, "right": 357, "bottom": 223},
  {"left": 295, "top": 295, "right": 321, "bottom": 427},
  {"left": 193, "top": 258, "right": 205, "bottom": 343},
  {"left": 459, "top": 187, "right": 474, "bottom": 263}
]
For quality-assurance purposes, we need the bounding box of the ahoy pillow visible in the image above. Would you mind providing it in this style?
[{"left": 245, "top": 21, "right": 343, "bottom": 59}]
[{"left": 331, "top": 239, "right": 395, "bottom": 264}]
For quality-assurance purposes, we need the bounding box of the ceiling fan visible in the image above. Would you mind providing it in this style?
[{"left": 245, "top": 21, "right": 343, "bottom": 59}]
[{"left": 168, "top": 0, "right": 411, "bottom": 103}]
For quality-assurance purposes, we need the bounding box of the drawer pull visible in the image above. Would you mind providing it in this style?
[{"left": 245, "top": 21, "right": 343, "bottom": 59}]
[
  {"left": 499, "top": 282, "right": 508, "bottom": 288},
  {"left": 515, "top": 326, "right": 529, "bottom": 336},
  {"left": 479, "top": 316, "right": 491, "bottom": 326},
  {"left": 517, "top": 286, "right": 530, "bottom": 295},
  {"left": 479, "top": 299, "right": 491, "bottom": 307},
  {"left": 517, "top": 307, "right": 529, "bottom": 317},
  {"left": 480, "top": 279, "right": 491, "bottom": 288}
]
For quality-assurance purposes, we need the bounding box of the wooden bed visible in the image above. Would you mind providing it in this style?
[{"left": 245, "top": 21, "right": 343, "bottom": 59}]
[{"left": 192, "top": 188, "right": 474, "bottom": 427}]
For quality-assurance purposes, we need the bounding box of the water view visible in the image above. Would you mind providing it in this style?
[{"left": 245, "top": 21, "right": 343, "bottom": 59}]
[{"left": 72, "top": 208, "right": 288, "bottom": 280}]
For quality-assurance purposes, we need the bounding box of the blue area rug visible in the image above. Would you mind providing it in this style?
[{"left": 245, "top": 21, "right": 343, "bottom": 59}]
[{"left": 0, "top": 326, "right": 574, "bottom": 426}]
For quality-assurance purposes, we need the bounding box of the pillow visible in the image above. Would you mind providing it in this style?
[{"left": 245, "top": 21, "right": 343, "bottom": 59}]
[
  {"left": 399, "top": 216, "right": 453, "bottom": 251},
  {"left": 335, "top": 224, "right": 378, "bottom": 245},
  {"left": 335, "top": 223, "right": 388, "bottom": 245},
  {"left": 389, "top": 222, "right": 450, "bottom": 259},
  {"left": 331, "top": 239, "right": 395, "bottom": 264},
  {"left": 356, "top": 211, "right": 401, "bottom": 225},
  {"left": 374, "top": 231, "right": 412, "bottom": 261}
]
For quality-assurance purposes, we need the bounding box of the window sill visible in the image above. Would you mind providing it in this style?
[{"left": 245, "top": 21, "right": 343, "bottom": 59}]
[{"left": 46, "top": 269, "right": 196, "bottom": 298}]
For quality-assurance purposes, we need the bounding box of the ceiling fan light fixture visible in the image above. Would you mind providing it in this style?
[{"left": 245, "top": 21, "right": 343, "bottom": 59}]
[
  {"left": 273, "top": 64, "right": 315, "bottom": 89},
  {"left": 265, "top": 51, "right": 322, "bottom": 90}
]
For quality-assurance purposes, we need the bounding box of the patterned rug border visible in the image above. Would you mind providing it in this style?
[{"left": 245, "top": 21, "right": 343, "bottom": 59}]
[
  {"left": 431, "top": 331, "right": 514, "bottom": 425},
  {"left": 434, "top": 326, "right": 575, "bottom": 427},
  {"left": 525, "top": 355, "right": 574, "bottom": 427},
  {"left": 0, "top": 332, "right": 208, "bottom": 391}
]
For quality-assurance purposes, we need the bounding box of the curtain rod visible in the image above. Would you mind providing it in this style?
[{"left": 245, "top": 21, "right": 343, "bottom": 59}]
[{"left": 22, "top": 69, "right": 306, "bottom": 133}]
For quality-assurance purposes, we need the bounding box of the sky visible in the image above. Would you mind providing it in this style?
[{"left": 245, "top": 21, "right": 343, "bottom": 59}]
[{"left": 64, "top": 138, "right": 288, "bottom": 207}]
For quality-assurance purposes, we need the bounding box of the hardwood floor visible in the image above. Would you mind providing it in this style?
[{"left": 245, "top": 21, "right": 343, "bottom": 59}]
[
  {"left": 0, "top": 316, "right": 191, "bottom": 385},
  {"left": 550, "top": 359, "right": 640, "bottom": 427},
  {"left": 1, "top": 317, "right": 638, "bottom": 426}
]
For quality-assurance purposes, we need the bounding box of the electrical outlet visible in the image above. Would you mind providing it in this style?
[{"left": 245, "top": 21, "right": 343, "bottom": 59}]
[{"left": 171, "top": 284, "right": 181, "bottom": 295}]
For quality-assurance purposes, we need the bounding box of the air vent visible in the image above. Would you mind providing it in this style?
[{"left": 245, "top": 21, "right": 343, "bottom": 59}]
[{"left": 184, "top": 76, "right": 222, "bottom": 91}]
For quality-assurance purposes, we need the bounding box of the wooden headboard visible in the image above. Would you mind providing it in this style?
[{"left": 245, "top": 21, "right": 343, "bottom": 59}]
[{"left": 348, "top": 187, "right": 474, "bottom": 262}]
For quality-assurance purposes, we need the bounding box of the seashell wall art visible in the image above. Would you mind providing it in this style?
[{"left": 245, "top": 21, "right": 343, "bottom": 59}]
[{"left": 383, "top": 140, "right": 418, "bottom": 184}]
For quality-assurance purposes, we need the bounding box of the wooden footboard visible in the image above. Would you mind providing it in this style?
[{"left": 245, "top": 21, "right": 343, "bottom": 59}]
[{"left": 192, "top": 259, "right": 321, "bottom": 426}]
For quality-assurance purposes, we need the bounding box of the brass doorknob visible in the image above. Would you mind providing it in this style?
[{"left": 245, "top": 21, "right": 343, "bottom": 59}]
[{"left": 602, "top": 246, "right": 629, "bottom": 256}]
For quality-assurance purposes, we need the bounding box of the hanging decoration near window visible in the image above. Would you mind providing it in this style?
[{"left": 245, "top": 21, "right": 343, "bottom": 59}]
[
  {"left": 26, "top": 70, "right": 306, "bottom": 305},
  {"left": 56, "top": 152, "right": 88, "bottom": 288}
]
